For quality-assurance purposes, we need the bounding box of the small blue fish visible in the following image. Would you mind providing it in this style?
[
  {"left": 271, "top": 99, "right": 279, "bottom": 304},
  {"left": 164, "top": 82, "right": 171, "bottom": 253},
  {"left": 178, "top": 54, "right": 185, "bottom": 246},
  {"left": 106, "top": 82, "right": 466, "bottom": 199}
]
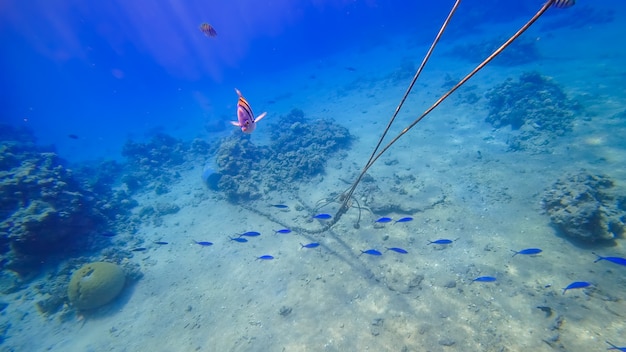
[
  {"left": 606, "top": 341, "right": 626, "bottom": 351},
  {"left": 257, "top": 255, "right": 274, "bottom": 260},
  {"left": 375, "top": 217, "right": 393, "bottom": 223},
  {"left": 274, "top": 229, "right": 292, "bottom": 234},
  {"left": 131, "top": 247, "right": 147, "bottom": 252},
  {"left": 593, "top": 252, "right": 626, "bottom": 267},
  {"left": 100, "top": 231, "right": 117, "bottom": 237},
  {"left": 229, "top": 236, "right": 248, "bottom": 243},
  {"left": 313, "top": 213, "right": 332, "bottom": 220},
  {"left": 194, "top": 240, "right": 214, "bottom": 246},
  {"left": 271, "top": 204, "right": 289, "bottom": 209},
  {"left": 562, "top": 281, "right": 591, "bottom": 295},
  {"left": 472, "top": 276, "right": 496, "bottom": 283},
  {"left": 395, "top": 217, "right": 413, "bottom": 223},
  {"left": 301, "top": 242, "right": 320, "bottom": 249},
  {"left": 239, "top": 231, "right": 261, "bottom": 237},
  {"left": 385, "top": 247, "right": 408, "bottom": 254},
  {"left": 428, "top": 239, "right": 453, "bottom": 245},
  {"left": 360, "top": 249, "right": 382, "bottom": 256},
  {"left": 511, "top": 248, "right": 542, "bottom": 257},
  {"left": 154, "top": 241, "right": 169, "bottom": 245}
]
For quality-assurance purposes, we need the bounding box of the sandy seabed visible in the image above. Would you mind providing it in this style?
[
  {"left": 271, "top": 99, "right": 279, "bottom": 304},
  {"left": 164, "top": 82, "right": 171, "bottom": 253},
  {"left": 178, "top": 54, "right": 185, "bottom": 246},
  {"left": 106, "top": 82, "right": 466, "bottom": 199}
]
[{"left": 4, "top": 5, "right": 626, "bottom": 352}]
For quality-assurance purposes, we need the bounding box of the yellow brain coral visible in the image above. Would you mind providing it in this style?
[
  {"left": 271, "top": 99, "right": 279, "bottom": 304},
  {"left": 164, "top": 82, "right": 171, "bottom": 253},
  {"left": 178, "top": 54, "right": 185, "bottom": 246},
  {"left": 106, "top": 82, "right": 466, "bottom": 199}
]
[{"left": 67, "top": 262, "right": 126, "bottom": 310}]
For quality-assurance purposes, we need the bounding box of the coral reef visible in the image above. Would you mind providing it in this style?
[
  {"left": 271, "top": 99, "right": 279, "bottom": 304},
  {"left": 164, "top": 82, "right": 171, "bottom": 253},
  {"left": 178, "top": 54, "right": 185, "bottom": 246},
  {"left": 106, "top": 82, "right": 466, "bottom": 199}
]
[
  {"left": 33, "top": 251, "right": 142, "bottom": 317},
  {"left": 266, "top": 109, "right": 352, "bottom": 184},
  {"left": 121, "top": 134, "right": 215, "bottom": 194},
  {"left": 212, "top": 109, "right": 353, "bottom": 201},
  {"left": 0, "top": 125, "right": 135, "bottom": 278},
  {"left": 214, "top": 134, "right": 269, "bottom": 201},
  {"left": 485, "top": 72, "right": 582, "bottom": 152},
  {"left": 542, "top": 170, "right": 626, "bottom": 243},
  {"left": 67, "top": 261, "right": 126, "bottom": 310}
]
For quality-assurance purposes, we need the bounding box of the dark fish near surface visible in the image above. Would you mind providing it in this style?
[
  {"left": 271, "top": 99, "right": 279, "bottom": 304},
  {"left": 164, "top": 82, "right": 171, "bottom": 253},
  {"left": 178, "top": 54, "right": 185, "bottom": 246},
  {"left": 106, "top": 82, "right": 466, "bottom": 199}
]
[
  {"left": 375, "top": 217, "right": 393, "bottom": 223},
  {"left": 606, "top": 341, "right": 626, "bottom": 351},
  {"left": 154, "top": 241, "right": 169, "bottom": 245},
  {"left": 194, "top": 240, "right": 214, "bottom": 246},
  {"left": 257, "top": 255, "right": 274, "bottom": 260},
  {"left": 199, "top": 22, "right": 217, "bottom": 37},
  {"left": 301, "top": 242, "right": 320, "bottom": 249},
  {"left": 360, "top": 249, "right": 382, "bottom": 256},
  {"left": 313, "top": 213, "right": 332, "bottom": 220},
  {"left": 428, "top": 239, "right": 453, "bottom": 245},
  {"left": 562, "top": 281, "right": 591, "bottom": 295},
  {"left": 593, "top": 252, "right": 626, "bottom": 266},
  {"left": 271, "top": 204, "right": 289, "bottom": 209},
  {"left": 274, "top": 229, "right": 292, "bottom": 234},
  {"left": 385, "top": 247, "right": 408, "bottom": 254},
  {"left": 511, "top": 248, "right": 542, "bottom": 257},
  {"left": 229, "top": 236, "right": 248, "bottom": 243},
  {"left": 100, "top": 231, "right": 116, "bottom": 237},
  {"left": 239, "top": 231, "right": 261, "bottom": 237},
  {"left": 395, "top": 217, "right": 413, "bottom": 223},
  {"left": 131, "top": 247, "right": 147, "bottom": 252},
  {"left": 472, "top": 276, "right": 496, "bottom": 283},
  {"left": 68, "top": 134, "right": 79, "bottom": 139}
]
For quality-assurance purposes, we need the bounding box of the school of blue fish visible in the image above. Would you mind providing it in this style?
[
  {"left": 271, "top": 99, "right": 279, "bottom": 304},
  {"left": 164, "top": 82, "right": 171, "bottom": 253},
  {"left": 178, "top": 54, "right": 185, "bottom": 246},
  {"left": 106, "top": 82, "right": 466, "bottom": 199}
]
[
  {"left": 124, "top": 196, "right": 626, "bottom": 348},
  {"left": 135, "top": 205, "right": 625, "bottom": 293}
]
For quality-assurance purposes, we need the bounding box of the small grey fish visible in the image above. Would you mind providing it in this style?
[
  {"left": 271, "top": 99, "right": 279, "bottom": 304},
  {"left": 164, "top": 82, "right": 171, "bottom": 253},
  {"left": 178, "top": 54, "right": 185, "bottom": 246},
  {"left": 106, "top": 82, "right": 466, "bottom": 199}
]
[
  {"left": 313, "top": 213, "right": 332, "bottom": 220},
  {"left": 472, "top": 276, "right": 496, "bottom": 283},
  {"left": 562, "top": 281, "right": 591, "bottom": 295},
  {"left": 154, "top": 241, "right": 169, "bottom": 245},
  {"left": 606, "top": 341, "right": 626, "bottom": 351},
  {"left": 593, "top": 252, "right": 626, "bottom": 267},
  {"left": 385, "top": 247, "right": 408, "bottom": 254},
  {"left": 536, "top": 306, "right": 553, "bottom": 317},
  {"left": 300, "top": 242, "right": 320, "bottom": 249},
  {"left": 428, "top": 239, "right": 453, "bottom": 245},
  {"left": 360, "top": 249, "right": 382, "bottom": 256},
  {"left": 131, "top": 247, "right": 147, "bottom": 252},
  {"left": 394, "top": 217, "right": 413, "bottom": 223},
  {"left": 511, "top": 248, "right": 542, "bottom": 257},
  {"left": 375, "top": 217, "right": 393, "bottom": 223}
]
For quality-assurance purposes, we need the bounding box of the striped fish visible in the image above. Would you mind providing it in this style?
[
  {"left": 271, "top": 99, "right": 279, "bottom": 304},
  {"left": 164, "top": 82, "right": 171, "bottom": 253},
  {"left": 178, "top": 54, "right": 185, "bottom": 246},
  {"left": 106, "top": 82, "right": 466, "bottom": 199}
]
[
  {"left": 231, "top": 88, "right": 267, "bottom": 134},
  {"left": 551, "top": 0, "right": 575, "bottom": 8}
]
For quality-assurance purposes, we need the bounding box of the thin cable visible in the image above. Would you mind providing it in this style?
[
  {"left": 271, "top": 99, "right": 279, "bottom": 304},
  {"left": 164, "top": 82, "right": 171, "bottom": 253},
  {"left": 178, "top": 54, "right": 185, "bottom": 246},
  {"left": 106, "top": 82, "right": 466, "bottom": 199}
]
[
  {"left": 335, "top": 0, "right": 462, "bottom": 219},
  {"left": 335, "top": 0, "right": 559, "bottom": 222}
]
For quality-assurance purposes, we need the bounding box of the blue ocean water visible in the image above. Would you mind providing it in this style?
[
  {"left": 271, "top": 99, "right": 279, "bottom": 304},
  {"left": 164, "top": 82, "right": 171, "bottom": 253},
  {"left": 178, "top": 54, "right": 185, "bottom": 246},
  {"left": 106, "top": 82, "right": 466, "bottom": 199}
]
[
  {"left": 1, "top": 0, "right": 559, "bottom": 161},
  {"left": 1, "top": 0, "right": 626, "bottom": 351}
]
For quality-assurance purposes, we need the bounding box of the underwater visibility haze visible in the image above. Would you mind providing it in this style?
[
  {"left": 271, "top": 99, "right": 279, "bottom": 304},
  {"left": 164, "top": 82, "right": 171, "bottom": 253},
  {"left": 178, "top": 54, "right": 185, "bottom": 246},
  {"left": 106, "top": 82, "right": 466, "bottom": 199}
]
[{"left": 1, "top": 0, "right": 626, "bottom": 351}]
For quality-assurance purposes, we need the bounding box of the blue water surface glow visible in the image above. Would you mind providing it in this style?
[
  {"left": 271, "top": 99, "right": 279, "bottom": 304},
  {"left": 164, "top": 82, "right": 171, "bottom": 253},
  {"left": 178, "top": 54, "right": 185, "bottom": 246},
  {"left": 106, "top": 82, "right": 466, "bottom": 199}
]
[{"left": 0, "top": 0, "right": 467, "bottom": 162}]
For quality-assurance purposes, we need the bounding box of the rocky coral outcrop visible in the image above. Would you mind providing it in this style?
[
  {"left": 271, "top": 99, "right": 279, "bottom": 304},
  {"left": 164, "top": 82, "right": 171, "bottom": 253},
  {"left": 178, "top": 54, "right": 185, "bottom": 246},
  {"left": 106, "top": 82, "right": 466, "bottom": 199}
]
[
  {"left": 542, "top": 170, "right": 626, "bottom": 243},
  {"left": 121, "top": 134, "right": 215, "bottom": 195},
  {"left": 485, "top": 72, "right": 582, "bottom": 152},
  {"left": 211, "top": 109, "right": 353, "bottom": 201},
  {"left": 0, "top": 125, "right": 136, "bottom": 277}
]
